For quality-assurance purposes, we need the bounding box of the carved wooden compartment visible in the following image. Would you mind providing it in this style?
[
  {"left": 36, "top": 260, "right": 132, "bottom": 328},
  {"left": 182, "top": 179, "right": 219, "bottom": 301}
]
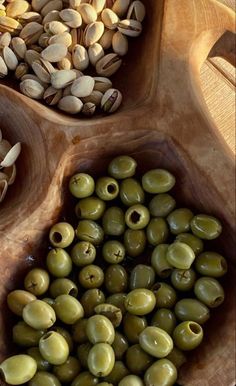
[{"left": 0, "top": 0, "right": 235, "bottom": 385}]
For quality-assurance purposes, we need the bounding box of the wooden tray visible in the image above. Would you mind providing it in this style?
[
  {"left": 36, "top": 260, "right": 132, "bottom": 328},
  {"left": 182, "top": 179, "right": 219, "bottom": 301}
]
[{"left": 0, "top": 0, "right": 235, "bottom": 385}]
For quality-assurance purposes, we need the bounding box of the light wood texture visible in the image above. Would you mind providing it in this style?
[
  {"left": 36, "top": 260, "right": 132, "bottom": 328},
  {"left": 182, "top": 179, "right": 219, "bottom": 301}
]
[{"left": 0, "top": 0, "right": 235, "bottom": 385}]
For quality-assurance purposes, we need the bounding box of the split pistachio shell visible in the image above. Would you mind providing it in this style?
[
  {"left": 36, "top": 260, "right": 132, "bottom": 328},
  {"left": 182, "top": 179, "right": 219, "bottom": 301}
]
[
  {"left": 82, "top": 102, "right": 96, "bottom": 116},
  {"left": 45, "top": 20, "right": 69, "bottom": 35},
  {"left": 40, "top": 0, "right": 63, "bottom": 18},
  {"left": 88, "top": 43, "right": 104, "bottom": 66},
  {"left": 60, "top": 9, "right": 82, "bottom": 28},
  {"left": 11, "top": 37, "right": 27, "bottom": 59},
  {"left": 112, "top": 0, "right": 131, "bottom": 17},
  {"left": 19, "top": 11, "right": 43, "bottom": 25},
  {"left": 42, "top": 10, "right": 60, "bottom": 25},
  {"left": 0, "top": 142, "right": 21, "bottom": 168},
  {"left": 58, "top": 95, "right": 83, "bottom": 114},
  {"left": 96, "top": 53, "right": 122, "bottom": 76},
  {"left": 6, "top": 1, "right": 30, "bottom": 19},
  {"left": 84, "top": 21, "right": 104, "bottom": 47},
  {"left": 51, "top": 69, "right": 76, "bottom": 89},
  {"left": 71, "top": 75, "right": 95, "bottom": 97},
  {"left": 3, "top": 164, "right": 17, "bottom": 185},
  {"left": 82, "top": 90, "right": 103, "bottom": 106},
  {"left": 0, "top": 16, "right": 22, "bottom": 34},
  {"left": 3, "top": 46, "right": 18, "bottom": 70},
  {"left": 118, "top": 19, "right": 142, "bottom": 37},
  {"left": 101, "top": 8, "right": 119, "bottom": 29},
  {"left": 32, "top": 58, "right": 55, "bottom": 83},
  {"left": 20, "top": 78, "right": 45, "bottom": 99},
  {"left": 72, "top": 44, "right": 89, "bottom": 70},
  {"left": 127, "top": 1, "right": 146, "bottom": 22},
  {"left": 20, "top": 21, "right": 43, "bottom": 44},
  {"left": 25, "top": 49, "right": 41, "bottom": 66},
  {"left": 112, "top": 31, "right": 128, "bottom": 56},
  {"left": 44, "top": 86, "right": 62, "bottom": 105},
  {"left": 101, "top": 88, "right": 122, "bottom": 113},
  {"left": 94, "top": 76, "right": 112, "bottom": 92}
]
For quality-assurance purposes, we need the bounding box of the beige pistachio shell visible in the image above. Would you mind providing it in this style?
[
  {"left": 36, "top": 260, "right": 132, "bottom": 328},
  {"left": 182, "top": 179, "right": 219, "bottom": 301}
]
[
  {"left": 0, "top": 142, "right": 21, "bottom": 168},
  {"left": 51, "top": 69, "right": 76, "bottom": 89},
  {"left": 88, "top": 43, "right": 104, "bottom": 66},
  {"left": 2, "top": 46, "right": 18, "bottom": 70},
  {"left": 58, "top": 95, "right": 83, "bottom": 114},
  {"left": 71, "top": 75, "right": 95, "bottom": 98},
  {"left": 101, "top": 88, "right": 122, "bottom": 113},
  {"left": 95, "top": 53, "right": 122, "bottom": 76},
  {"left": 112, "top": 31, "right": 128, "bottom": 56},
  {"left": 20, "top": 78, "right": 45, "bottom": 99}
]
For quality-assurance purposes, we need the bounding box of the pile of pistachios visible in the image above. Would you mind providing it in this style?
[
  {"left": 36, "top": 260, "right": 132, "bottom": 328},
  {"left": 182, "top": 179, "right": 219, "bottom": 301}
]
[
  {"left": 0, "top": 0, "right": 145, "bottom": 115},
  {"left": 0, "top": 128, "right": 21, "bottom": 203}
]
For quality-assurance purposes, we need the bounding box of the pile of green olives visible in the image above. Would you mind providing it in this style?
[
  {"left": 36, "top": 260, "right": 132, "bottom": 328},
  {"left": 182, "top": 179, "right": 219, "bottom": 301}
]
[{"left": 0, "top": 156, "right": 227, "bottom": 386}]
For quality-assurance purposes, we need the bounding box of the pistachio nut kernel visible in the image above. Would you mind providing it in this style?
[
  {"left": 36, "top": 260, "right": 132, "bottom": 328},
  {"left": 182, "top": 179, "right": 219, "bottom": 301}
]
[
  {"left": 101, "top": 88, "right": 122, "bottom": 113},
  {"left": 118, "top": 19, "right": 142, "bottom": 37}
]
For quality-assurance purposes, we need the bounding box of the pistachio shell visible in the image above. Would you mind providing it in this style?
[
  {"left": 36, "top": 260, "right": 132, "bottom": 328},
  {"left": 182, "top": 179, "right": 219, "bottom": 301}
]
[
  {"left": 118, "top": 19, "right": 142, "bottom": 37},
  {"left": 32, "top": 0, "right": 49, "bottom": 12},
  {"left": 72, "top": 44, "right": 89, "bottom": 70},
  {"left": 0, "top": 142, "right": 21, "bottom": 168},
  {"left": 41, "top": 43, "right": 68, "bottom": 62},
  {"left": 18, "top": 11, "right": 42, "bottom": 25},
  {"left": 58, "top": 95, "right": 83, "bottom": 114},
  {"left": 101, "top": 88, "right": 122, "bottom": 113},
  {"left": 58, "top": 52, "right": 72, "bottom": 70},
  {"left": 93, "top": 76, "right": 112, "bottom": 92},
  {"left": 60, "top": 9, "right": 82, "bottom": 28},
  {"left": 19, "top": 22, "right": 44, "bottom": 44},
  {"left": 25, "top": 49, "right": 41, "bottom": 65},
  {"left": 101, "top": 8, "right": 119, "bottom": 29},
  {"left": 41, "top": 0, "right": 63, "bottom": 17},
  {"left": 51, "top": 69, "right": 76, "bottom": 89},
  {"left": 98, "top": 28, "right": 114, "bottom": 49},
  {"left": 112, "top": 31, "right": 128, "bottom": 56},
  {"left": 21, "top": 73, "right": 47, "bottom": 87},
  {"left": 42, "top": 10, "right": 60, "bottom": 25},
  {"left": 46, "top": 20, "right": 69, "bottom": 35},
  {"left": 0, "top": 31, "right": 11, "bottom": 46},
  {"left": 82, "top": 102, "right": 96, "bottom": 116},
  {"left": 44, "top": 86, "right": 62, "bottom": 105},
  {"left": 71, "top": 75, "right": 95, "bottom": 98},
  {"left": 81, "top": 90, "right": 103, "bottom": 106},
  {"left": 49, "top": 32, "right": 72, "bottom": 47},
  {"left": 92, "top": 0, "right": 106, "bottom": 13},
  {"left": 15, "top": 62, "right": 29, "bottom": 79},
  {"left": 88, "top": 43, "right": 104, "bottom": 66},
  {"left": 95, "top": 53, "right": 122, "bottom": 76},
  {"left": 0, "top": 179, "right": 8, "bottom": 202},
  {"left": 127, "top": 1, "right": 146, "bottom": 22},
  {"left": 0, "top": 56, "right": 8, "bottom": 78},
  {"left": 78, "top": 3, "right": 97, "bottom": 24},
  {"left": 6, "top": 0, "right": 30, "bottom": 18},
  {"left": 20, "top": 78, "right": 45, "bottom": 99},
  {"left": 32, "top": 58, "right": 55, "bottom": 83},
  {"left": 112, "top": 0, "right": 130, "bottom": 17},
  {"left": 3, "top": 164, "right": 16, "bottom": 185},
  {"left": 3, "top": 46, "right": 18, "bottom": 70},
  {"left": 11, "top": 37, "right": 27, "bottom": 59},
  {"left": 0, "top": 16, "right": 22, "bottom": 34},
  {"left": 38, "top": 32, "right": 50, "bottom": 48},
  {"left": 69, "top": 0, "right": 81, "bottom": 9},
  {"left": 84, "top": 21, "right": 104, "bottom": 47}
]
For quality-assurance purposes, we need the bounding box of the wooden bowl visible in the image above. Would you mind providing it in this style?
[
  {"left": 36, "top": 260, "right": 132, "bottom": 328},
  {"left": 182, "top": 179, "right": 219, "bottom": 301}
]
[{"left": 0, "top": 0, "right": 235, "bottom": 385}]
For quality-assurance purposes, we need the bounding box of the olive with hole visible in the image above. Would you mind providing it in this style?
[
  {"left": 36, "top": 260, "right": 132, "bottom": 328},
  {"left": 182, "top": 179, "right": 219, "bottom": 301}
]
[
  {"left": 46, "top": 248, "right": 72, "bottom": 278},
  {"left": 96, "top": 177, "right": 119, "bottom": 201},
  {"left": 174, "top": 298, "right": 210, "bottom": 324},
  {"left": 123, "top": 313, "right": 147, "bottom": 343},
  {"left": 39, "top": 331, "right": 69, "bottom": 365},
  {"left": 76, "top": 220, "right": 104, "bottom": 245},
  {"left": 77, "top": 343, "right": 92, "bottom": 368},
  {"left": 71, "top": 371, "right": 98, "bottom": 386},
  {"left": 102, "top": 240, "right": 125, "bottom": 264},
  {"left": 27, "top": 347, "right": 51, "bottom": 372},
  {"left": 112, "top": 332, "right": 129, "bottom": 360},
  {"left": 49, "top": 222, "right": 75, "bottom": 248},
  {"left": 175, "top": 233, "right": 204, "bottom": 255},
  {"left": 124, "top": 229, "right": 146, "bottom": 257},
  {"left": 102, "top": 207, "right": 125, "bottom": 236},
  {"left": 50, "top": 327, "right": 73, "bottom": 353},
  {"left": 54, "top": 294, "right": 84, "bottom": 324},
  {"left": 29, "top": 371, "right": 61, "bottom": 386},
  {"left": 80, "top": 288, "right": 106, "bottom": 317},
  {"left": 144, "top": 359, "right": 177, "bottom": 386},
  {"left": 195, "top": 251, "right": 228, "bottom": 277},
  {"left": 24, "top": 268, "right": 50, "bottom": 296},
  {"left": 105, "top": 265, "right": 128, "bottom": 294},
  {"left": 13, "top": 321, "right": 45, "bottom": 348},
  {"left": 152, "top": 282, "right": 177, "bottom": 308},
  {"left": 23, "top": 300, "right": 56, "bottom": 330},
  {"left": 124, "top": 289, "right": 156, "bottom": 315},
  {"left": 94, "top": 303, "right": 123, "bottom": 327},
  {"left": 166, "top": 242, "right": 195, "bottom": 269},
  {"left": 166, "top": 346, "right": 187, "bottom": 369},
  {"left": 88, "top": 343, "right": 115, "bottom": 377},
  {"left": 79, "top": 264, "right": 104, "bottom": 289},
  {"left": 53, "top": 356, "right": 81, "bottom": 383},
  {"left": 106, "top": 293, "right": 127, "bottom": 315},
  {"left": 146, "top": 218, "right": 169, "bottom": 246},
  {"left": 103, "top": 361, "right": 129, "bottom": 384},
  {"left": 0, "top": 354, "right": 37, "bottom": 386},
  {"left": 171, "top": 268, "right": 197, "bottom": 291},
  {"left": 71, "top": 241, "right": 96, "bottom": 266},
  {"left": 190, "top": 214, "right": 222, "bottom": 240},
  {"left": 49, "top": 278, "right": 78, "bottom": 298},
  {"left": 149, "top": 193, "right": 176, "bottom": 217},
  {"left": 129, "top": 264, "right": 156, "bottom": 290},
  {"left": 173, "top": 321, "right": 203, "bottom": 351},
  {"left": 119, "top": 375, "right": 144, "bottom": 386},
  {"left": 72, "top": 318, "right": 88, "bottom": 344},
  {"left": 151, "top": 244, "right": 172, "bottom": 278},
  {"left": 86, "top": 314, "right": 115, "bottom": 344},
  {"left": 75, "top": 196, "right": 106, "bottom": 220},
  {"left": 120, "top": 178, "right": 145, "bottom": 206},
  {"left": 142, "top": 169, "right": 176, "bottom": 194},
  {"left": 7, "top": 290, "right": 36, "bottom": 316},
  {"left": 125, "top": 344, "right": 153, "bottom": 374},
  {"left": 167, "top": 208, "right": 194, "bottom": 235},
  {"left": 151, "top": 309, "right": 177, "bottom": 335},
  {"left": 194, "top": 277, "right": 225, "bottom": 308},
  {"left": 125, "top": 204, "right": 150, "bottom": 230},
  {"left": 108, "top": 155, "right": 137, "bottom": 179},
  {"left": 139, "top": 326, "right": 173, "bottom": 358},
  {"left": 69, "top": 173, "right": 95, "bottom": 199}
]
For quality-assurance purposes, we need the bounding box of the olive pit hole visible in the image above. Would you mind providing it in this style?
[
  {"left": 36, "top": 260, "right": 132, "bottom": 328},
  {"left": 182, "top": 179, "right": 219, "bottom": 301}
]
[
  {"left": 130, "top": 210, "right": 141, "bottom": 224},
  {"left": 107, "top": 183, "right": 117, "bottom": 194},
  {"left": 42, "top": 331, "right": 53, "bottom": 340},
  {"left": 212, "top": 296, "right": 224, "bottom": 306},
  {"left": 0, "top": 369, "right": 6, "bottom": 382},
  {"left": 221, "top": 259, "right": 227, "bottom": 271},
  {"left": 52, "top": 232, "right": 63, "bottom": 243},
  {"left": 189, "top": 323, "right": 201, "bottom": 334},
  {"left": 69, "top": 288, "right": 77, "bottom": 297}
]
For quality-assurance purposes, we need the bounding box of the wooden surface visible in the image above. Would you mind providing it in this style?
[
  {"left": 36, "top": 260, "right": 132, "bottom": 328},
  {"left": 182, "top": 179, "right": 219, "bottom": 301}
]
[{"left": 0, "top": 0, "right": 235, "bottom": 385}]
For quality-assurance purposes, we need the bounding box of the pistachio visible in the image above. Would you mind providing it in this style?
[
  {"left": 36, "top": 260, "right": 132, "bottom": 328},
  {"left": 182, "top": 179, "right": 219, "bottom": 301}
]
[
  {"left": 6, "top": 0, "right": 30, "bottom": 18},
  {"left": 58, "top": 95, "right": 83, "bottom": 114},
  {"left": 70, "top": 28, "right": 78, "bottom": 49},
  {"left": 20, "top": 78, "right": 45, "bottom": 99},
  {"left": 72, "top": 44, "right": 89, "bottom": 70},
  {"left": 82, "top": 90, "right": 103, "bottom": 105},
  {"left": 21, "top": 73, "right": 47, "bottom": 87},
  {"left": 82, "top": 101, "right": 96, "bottom": 116},
  {"left": 4, "top": 164, "right": 17, "bottom": 185},
  {"left": 0, "top": 142, "right": 21, "bottom": 168},
  {"left": 62, "top": 84, "right": 72, "bottom": 97},
  {"left": 0, "top": 56, "right": 8, "bottom": 77},
  {"left": 69, "top": 0, "right": 81, "bottom": 9},
  {"left": 96, "top": 53, "right": 122, "bottom": 76},
  {"left": 72, "top": 68, "right": 83, "bottom": 78},
  {"left": 41, "top": 43, "right": 68, "bottom": 63},
  {"left": 91, "top": 0, "right": 106, "bottom": 14},
  {"left": 15, "top": 62, "right": 29, "bottom": 79},
  {"left": 98, "top": 28, "right": 114, "bottom": 49},
  {"left": 49, "top": 32, "right": 72, "bottom": 48},
  {"left": 60, "top": 9, "right": 82, "bottom": 28},
  {"left": 0, "top": 31, "right": 11, "bottom": 47},
  {"left": 41, "top": 0, "right": 63, "bottom": 17},
  {"left": 58, "top": 52, "right": 72, "bottom": 70},
  {"left": 84, "top": 21, "right": 104, "bottom": 47},
  {"left": 0, "top": 16, "right": 22, "bottom": 34},
  {"left": 24, "top": 49, "right": 41, "bottom": 66},
  {"left": 78, "top": 3, "right": 97, "bottom": 24},
  {"left": 18, "top": 12, "right": 42, "bottom": 25},
  {"left": 93, "top": 76, "right": 112, "bottom": 92},
  {"left": 71, "top": 75, "right": 95, "bottom": 98},
  {"left": 88, "top": 43, "right": 104, "bottom": 66},
  {"left": 38, "top": 32, "right": 50, "bottom": 48},
  {"left": 112, "top": 31, "right": 128, "bottom": 56},
  {"left": 118, "top": 19, "right": 142, "bottom": 37},
  {"left": 46, "top": 20, "right": 70, "bottom": 35},
  {"left": 127, "top": 0, "right": 146, "bottom": 22},
  {"left": 32, "top": 58, "right": 55, "bottom": 83},
  {"left": 0, "top": 179, "right": 8, "bottom": 203},
  {"left": 19, "top": 22, "right": 44, "bottom": 45},
  {"left": 112, "top": 0, "right": 130, "bottom": 17},
  {"left": 101, "top": 8, "right": 119, "bottom": 29},
  {"left": 51, "top": 69, "right": 76, "bottom": 89},
  {"left": 101, "top": 88, "right": 122, "bottom": 113},
  {"left": 42, "top": 10, "right": 60, "bottom": 25},
  {"left": 32, "top": 0, "right": 49, "bottom": 12},
  {"left": 11, "top": 37, "right": 27, "bottom": 59},
  {"left": 2, "top": 46, "right": 18, "bottom": 70},
  {"left": 44, "top": 86, "right": 62, "bottom": 105}
]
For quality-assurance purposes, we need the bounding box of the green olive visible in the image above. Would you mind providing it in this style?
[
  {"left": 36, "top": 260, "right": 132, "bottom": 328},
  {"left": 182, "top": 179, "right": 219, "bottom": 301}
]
[
  {"left": 108, "top": 155, "right": 137, "bottom": 179},
  {"left": 175, "top": 233, "right": 204, "bottom": 255},
  {"left": 39, "top": 331, "right": 69, "bottom": 365},
  {"left": 78, "top": 264, "right": 104, "bottom": 289},
  {"left": 149, "top": 193, "right": 176, "bottom": 217},
  {"left": 98, "top": 383, "right": 113, "bottom": 386},
  {"left": 54, "top": 294, "right": 84, "bottom": 324},
  {"left": 27, "top": 347, "right": 51, "bottom": 372},
  {"left": 170, "top": 268, "right": 196, "bottom": 291},
  {"left": 125, "top": 204, "right": 150, "bottom": 230},
  {"left": 124, "top": 289, "right": 156, "bottom": 315},
  {"left": 125, "top": 344, "right": 153, "bottom": 374},
  {"left": 88, "top": 343, "right": 115, "bottom": 377},
  {"left": 166, "top": 347, "right": 187, "bottom": 369},
  {"left": 75, "top": 196, "right": 106, "bottom": 220},
  {"left": 0, "top": 354, "right": 37, "bottom": 385},
  {"left": 146, "top": 218, "right": 169, "bottom": 246},
  {"left": 53, "top": 356, "right": 81, "bottom": 383},
  {"left": 29, "top": 371, "right": 61, "bottom": 386},
  {"left": 123, "top": 313, "right": 147, "bottom": 343},
  {"left": 49, "top": 278, "right": 78, "bottom": 298},
  {"left": 120, "top": 178, "right": 145, "bottom": 206},
  {"left": 152, "top": 282, "right": 177, "bottom": 308},
  {"left": 123, "top": 229, "right": 146, "bottom": 257},
  {"left": 71, "top": 241, "right": 96, "bottom": 267},
  {"left": 80, "top": 289, "right": 106, "bottom": 317},
  {"left": 142, "top": 169, "right": 176, "bottom": 194},
  {"left": 118, "top": 375, "right": 144, "bottom": 386},
  {"left": 7, "top": 290, "right": 36, "bottom": 316},
  {"left": 94, "top": 303, "right": 122, "bottom": 327},
  {"left": 151, "top": 244, "right": 172, "bottom": 278},
  {"left": 22, "top": 300, "right": 56, "bottom": 329},
  {"left": 174, "top": 298, "right": 210, "bottom": 324},
  {"left": 106, "top": 293, "right": 127, "bottom": 315},
  {"left": 24, "top": 268, "right": 50, "bottom": 296},
  {"left": 95, "top": 177, "right": 119, "bottom": 201},
  {"left": 139, "top": 326, "right": 173, "bottom": 358},
  {"left": 103, "top": 361, "right": 129, "bottom": 384},
  {"left": 112, "top": 332, "right": 129, "bottom": 360},
  {"left": 72, "top": 318, "right": 88, "bottom": 344},
  {"left": 144, "top": 359, "right": 177, "bottom": 386},
  {"left": 167, "top": 208, "right": 194, "bottom": 235},
  {"left": 13, "top": 321, "right": 45, "bottom": 347},
  {"left": 102, "top": 240, "right": 125, "bottom": 264},
  {"left": 129, "top": 264, "right": 156, "bottom": 290},
  {"left": 76, "top": 220, "right": 104, "bottom": 245},
  {"left": 50, "top": 327, "right": 73, "bottom": 353},
  {"left": 166, "top": 242, "right": 195, "bottom": 269},
  {"left": 105, "top": 265, "right": 128, "bottom": 294},
  {"left": 190, "top": 214, "right": 222, "bottom": 240},
  {"left": 46, "top": 248, "right": 72, "bottom": 278},
  {"left": 173, "top": 321, "right": 203, "bottom": 351},
  {"left": 77, "top": 343, "right": 92, "bottom": 368},
  {"left": 49, "top": 222, "right": 75, "bottom": 248},
  {"left": 69, "top": 173, "right": 95, "bottom": 198},
  {"left": 195, "top": 251, "right": 228, "bottom": 277},
  {"left": 194, "top": 277, "right": 225, "bottom": 308},
  {"left": 86, "top": 315, "right": 115, "bottom": 344},
  {"left": 151, "top": 309, "right": 177, "bottom": 335},
  {"left": 102, "top": 207, "right": 125, "bottom": 236},
  {"left": 71, "top": 371, "right": 98, "bottom": 386}
]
